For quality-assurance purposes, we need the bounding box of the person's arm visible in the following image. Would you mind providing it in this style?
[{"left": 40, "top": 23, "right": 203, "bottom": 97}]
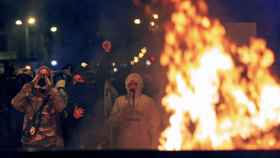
[
  {"left": 50, "top": 88, "right": 66, "bottom": 112},
  {"left": 110, "top": 83, "right": 119, "bottom": 99},
  {"left": 10, "top": 83, "right": 32, "bottom": 112},
  {"left": 61, "top": 99, "right": 81, "bottom": 129},
  {"left": 107, "top": 97, "right": 123, "bottom": 127},
  {"left": 57, "top": 87, "right": 68, "bottom": 106},
  {"left": 63, "top": 99, "right": 75, "bottom": 119},
  {"left": 57, "top": 87, "right": 73, "bottom": 120}
]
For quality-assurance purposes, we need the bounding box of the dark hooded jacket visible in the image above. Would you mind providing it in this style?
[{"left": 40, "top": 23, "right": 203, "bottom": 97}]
[{"left": 62, "top": 72, "right": 96, "bottom": 149}]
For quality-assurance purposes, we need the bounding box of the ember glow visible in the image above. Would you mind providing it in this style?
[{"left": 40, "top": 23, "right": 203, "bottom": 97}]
[{"left": 159, "top": 0, "right": 280, "bottom": 150}]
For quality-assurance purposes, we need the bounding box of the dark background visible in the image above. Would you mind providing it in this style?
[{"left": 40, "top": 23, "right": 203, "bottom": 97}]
[{"left": 0, "top": 0, "right": 279, "bottom": 67}]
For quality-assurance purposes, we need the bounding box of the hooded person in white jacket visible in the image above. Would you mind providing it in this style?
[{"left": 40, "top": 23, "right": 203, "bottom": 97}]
[{"left": 108, "top": 73, "right": 161, "bottom": 149}]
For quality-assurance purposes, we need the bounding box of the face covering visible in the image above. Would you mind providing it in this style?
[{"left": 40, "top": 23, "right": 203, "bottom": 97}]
[{"left": 125, "top": 73, "right": 143, "bottom": 97}]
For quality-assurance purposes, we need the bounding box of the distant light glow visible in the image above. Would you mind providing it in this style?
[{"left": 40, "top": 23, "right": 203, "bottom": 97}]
[
  {"left": 51, "top": 60, "right": 58, "bottom": 66},
  {"left": 27, "top": 17, "right": 36, "bottom": 25},
  {"left": 102, "top": 40, "right": 112, "bottom": 53},
  {"left": 150, "top": 56, "right": 156, "bottom": 62},
  {"left": 25, "top": 65, "right": 32, "bottom": 70},
  {"left": 139, "top": 52, "right": 145, "bottom": 58},
  {"left": 113, "top": 67, "right": 118, "bottom": 72},
  {"left": 131, "top": 61, "right": 135, "bottom": 65},
  {"left": 81, "top": 62, "right": 88, "bottom": 68},
  {"left": 134, "top": 18, "right": 141, "bottom": 25},
  {"left": 146, "top": 60, "right": 152, "bottom": 66},
  {"left": 112, "top": 62, "right": 116, "bottom": 67},
  {"left": 15, "top": 20, "right": 23, "bottom": 26},
  {"left": 50, "top": 26, "right": 58, "bottom": 32},
  {"left": 150, "top": 21, "right": 156, "bottom": 27},
  {"left": 141, "top": 47, "right": 148, "bottom": 54},
  {"left": 134, "top": 57, "right": 139, "bottom": 63},
  {"left": 153, "top": 14, "right": 159, "bottom": 19}
]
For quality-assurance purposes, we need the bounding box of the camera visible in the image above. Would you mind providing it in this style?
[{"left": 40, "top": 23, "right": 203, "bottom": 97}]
[
  {"left": 37, "top": 77, "right": 47, "bottom": 87},
  {"left": 35, "top": 75, "right": 48, "bottom": 94}
]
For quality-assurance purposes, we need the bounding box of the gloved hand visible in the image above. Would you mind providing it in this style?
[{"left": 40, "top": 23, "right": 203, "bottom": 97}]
[{"left": 73, "top": 106, "right": 85, "bottom": 119}]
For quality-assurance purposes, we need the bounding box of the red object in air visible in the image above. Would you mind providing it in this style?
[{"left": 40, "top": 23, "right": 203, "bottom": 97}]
[
  {"left": 73, "top": 74, "right": 85, "bottom": 83},
  {"left": 102, "top": 40, "right": 112, "bottom": 53},
  {"left": 132, "top": 0, "right": 141, "bottom": 7},
  {"left": 150, "top": 56, "right": 156, "bottom": 62}
]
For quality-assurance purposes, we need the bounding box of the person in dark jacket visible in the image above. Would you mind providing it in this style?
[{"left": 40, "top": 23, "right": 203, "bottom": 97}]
[
  {"left": 62, "top": 72, "right": 96, "bottom": 149},
  {"left": 11, "top": 66, "right": 66, "bottom": 150}
]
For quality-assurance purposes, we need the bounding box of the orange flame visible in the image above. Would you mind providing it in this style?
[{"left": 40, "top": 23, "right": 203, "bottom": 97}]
[{"left": 159, "top": 0, "right": 280, "bottom": 150}]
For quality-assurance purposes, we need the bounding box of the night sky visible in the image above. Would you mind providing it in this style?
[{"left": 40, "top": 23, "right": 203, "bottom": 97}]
[{"left": 0, "top": 0, "right": 280, "bottom": 66}]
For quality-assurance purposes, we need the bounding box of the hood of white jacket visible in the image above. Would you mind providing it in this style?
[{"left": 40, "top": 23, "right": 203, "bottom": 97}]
[{"left": 125, "top": 73, "right": 143, "bottom": 97}]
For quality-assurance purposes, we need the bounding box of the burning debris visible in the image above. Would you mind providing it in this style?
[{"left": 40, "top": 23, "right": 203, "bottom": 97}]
[{"left": 159, "top": 0, "right": 280, "bottom": 150}]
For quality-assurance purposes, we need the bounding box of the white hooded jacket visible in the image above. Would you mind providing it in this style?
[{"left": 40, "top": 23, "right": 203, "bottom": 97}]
[{"left": 108, "top": 73, "right": 161, "bottom": 149}]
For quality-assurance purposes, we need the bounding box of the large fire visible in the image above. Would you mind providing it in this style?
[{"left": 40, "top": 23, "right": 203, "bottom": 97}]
[{"left": 159, "top": 0, "right": 280, "bottom": 150}]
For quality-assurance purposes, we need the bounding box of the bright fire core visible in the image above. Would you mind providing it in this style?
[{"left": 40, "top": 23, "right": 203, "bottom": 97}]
[{"left": 159, "top": 0, "right": 280, "bottom": 150}]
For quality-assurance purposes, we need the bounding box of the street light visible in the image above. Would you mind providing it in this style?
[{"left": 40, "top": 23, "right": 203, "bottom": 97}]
[
  {"left": 15, "top": 20, "right": 23, "bottom": 26},
  {"left": 50, "top": 26, "right": 58, "bottom": 33},
  {"left": 25, "top": 65, "right": 32, "bottom": 70},
  {"left": 27, "top": 17, "right": 36, "bottom": 25},
  {"left": 51, "top": 60, "right": 58, "bottom": 66},
  {"left": 113, "top": 67, "right": 118, "bottom": 73},
  {"left": 141, "top": 47, "right": 148, "bottom": 54},
  {"left": 134, "top": 18, "right": 141, "bottom": 25},
  {"left": 134, "top": 57, "right": 139, "bottom": 63},
  {"left": 150, "top": 21, "right": 156, "bottom": 27},
  {"left": 146, "top": 60, "right": 152, "bottom": 66},
  {"left": 81, "top": 62, "right": 88, "bottom": 68},
  {"left": 152, "top": 14, "right": 159, "bottom": 20},
  {"left": 15, "top": 18, "right": 36, "bottom": 59},
  {"left": 138, "top": 52, "right": 145, "bottom": 58}
]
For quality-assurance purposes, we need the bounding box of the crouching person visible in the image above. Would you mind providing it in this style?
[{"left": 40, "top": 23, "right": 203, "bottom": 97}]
[{"left": 11, "top": 66, "right": 66, "bottom": 151}]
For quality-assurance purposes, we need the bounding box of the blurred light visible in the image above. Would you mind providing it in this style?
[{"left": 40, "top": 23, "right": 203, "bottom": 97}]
[
  {"left": 150, "top": 56, "right": 156, "bottom": 62},
  {"left": 15, "top": 20, "right": 23, "bottom": 26},
  {"left": 134, "top": 57, "right": 139, "bottom": 63},
  {"left": 112, "top": 62, "right": 116, "bottom": 67},
  {"left": 102, "top": 40, "right": 112, "bottom": 53},
  {"left": 27, "top": 17, "right": 36, "bottom": 25},
  {"left": 141, "top": 47, "right": 148, "bottom": 54},
  {"left": 134, "top": 18, "right": 141, "bottom": 25},
  {"left": 81, "top": 62, "right": 88, "bottom": 68},
  {"left": 25, "top": 65, "right": 32, "bottom": 70},
  {"left": 113, "top": 67, "right": 118, "bottom": 72},
  {"left": 130, "top": 61, "right": 135, "bottom": 65},
  {"left": 146, "top": 60, "right": 152, "bottom": 66},
  {"left": 50, "top": 26, "right": 58, "bottom": 32},
  {"left": 150, "top": 21, "right": 156, "bottom": 27},
  {"left": 51, "top": 60, "right": 58, "bottom": 66},
  {"left": 138, "top": 52, "right": 145, "bottom": 58},
  {"left": 153, "top": 14, "right": 159, "bottom": 19}
]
